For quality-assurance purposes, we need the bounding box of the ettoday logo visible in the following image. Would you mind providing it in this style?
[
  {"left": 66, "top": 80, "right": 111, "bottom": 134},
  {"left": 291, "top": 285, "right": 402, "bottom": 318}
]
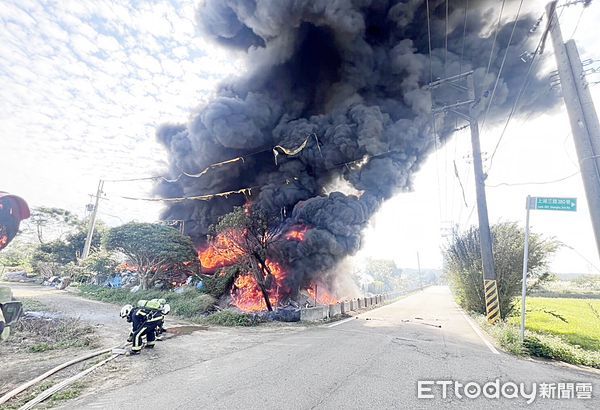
[{"left": 417, "top": 380, "right": 593, "bottom": 404}]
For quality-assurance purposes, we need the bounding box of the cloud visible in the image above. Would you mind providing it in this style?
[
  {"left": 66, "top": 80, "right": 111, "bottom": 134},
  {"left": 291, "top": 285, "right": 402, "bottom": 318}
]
[{"left": 0, "top": 0, "right": 242, "bottom": 224}]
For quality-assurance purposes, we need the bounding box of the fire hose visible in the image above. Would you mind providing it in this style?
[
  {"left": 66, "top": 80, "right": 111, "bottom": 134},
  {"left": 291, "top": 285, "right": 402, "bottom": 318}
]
[{"left": 0, "top": 343, "right": 128, "bottom": 406}]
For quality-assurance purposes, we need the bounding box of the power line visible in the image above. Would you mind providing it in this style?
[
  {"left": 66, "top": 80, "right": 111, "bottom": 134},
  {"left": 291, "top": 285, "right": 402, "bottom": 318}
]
[
  {"left": 444, "top": 0, "right": 449, "bottom": 76},
  {"left": 458, "top": 0, "right": 470, "bottom": 76},
  {"left": 485, "top": 171, "right": 580, "bottom": 187},
  {"left": 426, "top": 0, "right": 433, "bottom": 83},
  {"left": 480, "top": 0, "right": 525, "bottom": 132},
  {"left": 115, "top": 146, "right": 411, "bottom": 203},
  {"left": 485, "top": 17, "right": 552, "bottom": 176},
  {"left": 485, "top": 0, "right": 507, "bottom": 78},
  {"left": 569, "top": 6, "right": 586, "bottom": 39}
]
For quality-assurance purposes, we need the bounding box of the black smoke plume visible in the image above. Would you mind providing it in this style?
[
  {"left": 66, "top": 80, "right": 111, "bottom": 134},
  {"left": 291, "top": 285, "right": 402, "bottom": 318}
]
[{"left": 156, "top": 0, "right": 555, "bottom": 297}]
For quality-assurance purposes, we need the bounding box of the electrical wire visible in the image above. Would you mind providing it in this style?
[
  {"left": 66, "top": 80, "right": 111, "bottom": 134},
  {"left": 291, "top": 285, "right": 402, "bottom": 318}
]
[
  {"left": 569, "top": 5, "right": 586, "bottom": 39},
  {"left": 426, "top": 0, "right": 433, "bottom": 83},
  {"left": 479, "top": 0, "right": 525, "bottom": 132},
  {"left": 485, "top": 171, "right": 580, "bottom": 187},
  {"left": 487, "top": 5, "right": 566, "bottom": 176},
  {"left": 485, "top": 28, "right": 546, "bottom": 176},
  {"left": 485, "top": 0, "right": 507, "bottom": 78},
  {"left": 444, "top": 0, "right": 449, "bottom": 77},
  {"left": 458, "top": 0, "right": 469, "bottom": 76}
]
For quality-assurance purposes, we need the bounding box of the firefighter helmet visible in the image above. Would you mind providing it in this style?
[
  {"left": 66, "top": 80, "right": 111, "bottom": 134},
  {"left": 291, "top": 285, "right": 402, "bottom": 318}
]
[
  {"left": 161, "top": 303, "right": 171, "bottom": 315},
  {"left": 120, "top": 304, "right": 133, "bottom": 318}
]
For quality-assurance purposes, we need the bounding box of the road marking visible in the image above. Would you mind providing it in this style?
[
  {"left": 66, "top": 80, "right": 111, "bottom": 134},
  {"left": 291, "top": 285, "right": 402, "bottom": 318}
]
[
  {"left": 460, "top": 311, "right": 500, "bottom": 355},
  {"left": 327, "top": 317, "right": 355, "bottom": 328}
]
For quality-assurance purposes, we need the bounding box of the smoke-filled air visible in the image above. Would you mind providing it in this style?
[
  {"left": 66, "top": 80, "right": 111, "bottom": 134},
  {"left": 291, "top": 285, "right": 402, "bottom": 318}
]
[{"left": 156, "top": 0, "right": 555, "bottom": 310}]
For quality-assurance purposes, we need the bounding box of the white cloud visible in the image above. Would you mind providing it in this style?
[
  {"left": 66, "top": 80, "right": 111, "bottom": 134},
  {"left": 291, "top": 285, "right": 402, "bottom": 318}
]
[{"left": 0, "top": 0, "right": 240, "bottom": 225}]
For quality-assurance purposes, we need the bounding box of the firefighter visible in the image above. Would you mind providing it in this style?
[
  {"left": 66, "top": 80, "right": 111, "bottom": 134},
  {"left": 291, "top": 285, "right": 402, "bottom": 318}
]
[{"left": 119, "top": 300, "right": 170, "bottom": 355}]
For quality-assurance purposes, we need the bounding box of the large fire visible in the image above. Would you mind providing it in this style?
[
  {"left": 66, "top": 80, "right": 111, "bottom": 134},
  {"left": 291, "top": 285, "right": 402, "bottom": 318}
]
[
  {"left": 306, "top": 283, "right": 338, "bottom": 305},
  {"left": 198, "top": 231, "right": 245, "bottom": 272},
  {"left": 285, "top": 226, "right": 308, "bottom": 241},
  {"left": 230, "top": 260, "right": 289, "bottom": 312},
  {"left": 197, "top": 225, "right": 339, "bottom": 312}
]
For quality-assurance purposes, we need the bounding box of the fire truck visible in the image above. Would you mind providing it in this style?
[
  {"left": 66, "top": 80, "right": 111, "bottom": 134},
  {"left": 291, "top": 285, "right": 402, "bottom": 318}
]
[{"left": 0, "top": 192, "right": 30, "bottom": 341}]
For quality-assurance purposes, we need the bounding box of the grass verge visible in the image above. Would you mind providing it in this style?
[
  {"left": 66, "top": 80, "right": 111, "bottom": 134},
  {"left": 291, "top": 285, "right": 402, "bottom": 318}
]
[
  {"left": 77, "top": 285, "right": 217, "bottom": 319},
  {"left": 200, "top": 310, "right": 258, "bottom": 327},
  {"left": 476, "top": 316, "right": 600, "bottom": 369},
  {"left": 509, "top": 297, "right": 600, "bottom": 351}
]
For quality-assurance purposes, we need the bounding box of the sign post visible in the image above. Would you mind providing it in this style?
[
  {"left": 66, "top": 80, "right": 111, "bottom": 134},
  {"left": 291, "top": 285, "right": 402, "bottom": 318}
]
[{"left": 520, "top": 196, "right": 577, "bottom": 342}]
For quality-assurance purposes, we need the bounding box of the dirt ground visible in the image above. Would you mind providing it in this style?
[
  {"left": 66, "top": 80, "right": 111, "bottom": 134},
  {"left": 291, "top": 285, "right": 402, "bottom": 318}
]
[{"left": 0, "top": 282, "right": 306, "bottom": 409}]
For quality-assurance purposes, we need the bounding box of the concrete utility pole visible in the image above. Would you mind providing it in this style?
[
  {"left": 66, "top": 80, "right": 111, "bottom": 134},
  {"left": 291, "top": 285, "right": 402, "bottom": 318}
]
[
  {"left": 428, "top": 71, "right": 499, "bottom": 323},
  {"left": 416, "top": 251, "right": 423, "bottom": 288},
  {"left": 82, "top": 179, "right": 104, "bottom": 260},
  {"left": 545, "top": 1, "right": 600, "bottom": 259}
]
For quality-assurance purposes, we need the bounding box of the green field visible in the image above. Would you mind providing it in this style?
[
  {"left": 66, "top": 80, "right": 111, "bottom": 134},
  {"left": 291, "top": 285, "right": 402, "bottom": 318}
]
[{"left": 510, "top": 297, "right": 600, "bottom": 351}]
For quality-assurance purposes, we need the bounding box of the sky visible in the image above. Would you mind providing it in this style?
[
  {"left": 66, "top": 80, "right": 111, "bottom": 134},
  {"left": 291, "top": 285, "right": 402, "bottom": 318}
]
[{"left": 1, "top": 0, "right": 599, "bottom": 274}]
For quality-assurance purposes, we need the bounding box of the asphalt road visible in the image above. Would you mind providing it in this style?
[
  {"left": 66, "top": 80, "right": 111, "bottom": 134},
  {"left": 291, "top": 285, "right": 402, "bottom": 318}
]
[{"left": 70, "top": 286, "right": 599, "bottom": 409}]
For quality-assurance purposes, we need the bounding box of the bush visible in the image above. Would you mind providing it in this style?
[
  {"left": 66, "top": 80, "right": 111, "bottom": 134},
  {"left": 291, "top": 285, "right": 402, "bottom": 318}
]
[
  {"left": 78, "top": 285, "right": 216, "bottom": 319},
  {"left": 524, "top": 333, "right": 600, "bottom": 368},
  {"left": 446, "top": 222, "right": 559, "bottom": 319},
  {"left": 203, "top": 310, "right": 256, "bottom": 327},
  {"left": 201, "top": 266, "right": 238, "bottom": 298},
  {"left": 8, "top": 316, "right": 97, "bottom": 352},
  {"left": 169, "top": 290, "right": 216, "bottom": 317}
]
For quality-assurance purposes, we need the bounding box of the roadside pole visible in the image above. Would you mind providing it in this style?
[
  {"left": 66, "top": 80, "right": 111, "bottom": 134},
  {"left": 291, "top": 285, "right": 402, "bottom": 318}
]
[
  {"left": 546, "top": 1, "right": 600, "bottom": 259},
  {"left": 82, "top": 179, "right": 104, "bottom": 260},
  {"left": 428, "top": 71, "right": 499, "bottom": 324},
  {"left": 519, "top": 195, "right": 577, "bottom": 342},
  {"left": 520, "top": 196, "right": 533, "bottom": 342},
  {"left": 417, "top": 251, "right": 423, "bottom": 288}
]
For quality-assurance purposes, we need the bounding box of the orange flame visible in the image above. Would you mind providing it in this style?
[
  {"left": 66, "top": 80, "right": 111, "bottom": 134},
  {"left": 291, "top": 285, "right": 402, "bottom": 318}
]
[
  {"left": 198, "top": 231, "right": 245, "bottom": 272},
  {"left": 0, "top": 224, "right": 8, "bottom": 250},
  {"left": 285, "top": 226, "right": 308, "bottom": 241},
  {"left": 306, "top": 283, "right": 338, "bottom": 305},
  {"left": 231, "top": 259, "right": 289, "bottom": 312}
]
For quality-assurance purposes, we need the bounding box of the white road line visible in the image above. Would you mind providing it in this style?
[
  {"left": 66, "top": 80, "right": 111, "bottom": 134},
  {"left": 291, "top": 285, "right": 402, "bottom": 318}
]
[
  {"left": 327, "top": 317, "right": 355, "bottom": 328},
  {"left": 460, "top": 310, "right": 500, "bottom": 355}
]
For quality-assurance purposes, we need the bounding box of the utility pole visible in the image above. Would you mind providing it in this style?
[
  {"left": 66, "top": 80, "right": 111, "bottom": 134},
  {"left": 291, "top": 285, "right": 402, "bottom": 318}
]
[
  {"left": 82, "top": 179, "right": 104, "bottom": 260},
  {"left": 417, "top": 251, "right": 423, "bottom": 288},
  {"left": 428, "top": 71, "right": 499, "bottom": 323},
  {"left": 545, "top": 0, "right": 600, "bottom": 258}
]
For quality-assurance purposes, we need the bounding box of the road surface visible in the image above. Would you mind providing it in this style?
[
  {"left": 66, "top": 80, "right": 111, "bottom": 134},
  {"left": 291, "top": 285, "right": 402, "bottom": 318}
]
[{"left": 67, "top": 286, "right": 599, "bottom": 409}]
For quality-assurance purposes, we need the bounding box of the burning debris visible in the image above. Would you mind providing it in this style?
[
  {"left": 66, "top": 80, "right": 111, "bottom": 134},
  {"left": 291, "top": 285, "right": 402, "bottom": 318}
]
[{"left": 157, "top": 1, "right": 556, "bottom": 311}]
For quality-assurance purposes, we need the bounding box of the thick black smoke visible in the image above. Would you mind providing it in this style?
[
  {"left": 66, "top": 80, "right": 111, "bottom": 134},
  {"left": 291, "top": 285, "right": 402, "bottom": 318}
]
[{"left": 157, "top": 0, "right": 555, "bottom": 296}]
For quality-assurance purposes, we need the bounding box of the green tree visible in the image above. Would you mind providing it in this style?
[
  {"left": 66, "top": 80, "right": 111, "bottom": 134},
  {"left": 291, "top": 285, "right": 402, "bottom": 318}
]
[
  {"left": 210, "top": 207, "right": 282, "bottom": 311},
  {"left": 364, "top": 258, "right": 403, "bottom": 292},
  {"left": 445, "top": 222, "right": 559, "bottom": 319},
  {"left": 103, "top": 222, "right": 200, "bottom": 290},
  {"left": 81, "top": 250, "right": 119, "bottom": 283},
  {"left": 27, "top": 207, "right": 81, "bottom": 244},
  {"left": 31, "top": 228, "right": 101, "bottom": 277}
]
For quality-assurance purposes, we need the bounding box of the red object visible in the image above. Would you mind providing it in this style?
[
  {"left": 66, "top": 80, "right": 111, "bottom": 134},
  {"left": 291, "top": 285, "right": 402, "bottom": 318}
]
[
  {"left": 0, "top": 192, "right": 30, "bottom": 220},
  {"left": 0, "top": 192, "right": 30, "bottom": 250}
]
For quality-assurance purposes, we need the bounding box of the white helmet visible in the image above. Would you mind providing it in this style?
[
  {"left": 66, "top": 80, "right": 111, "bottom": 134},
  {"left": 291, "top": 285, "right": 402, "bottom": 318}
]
[
  {"left": 120, "top": 304, "right": 133, "bottom": 318},
  {"left": 161, "top": 304, "right": 171, "bottom": 315}
]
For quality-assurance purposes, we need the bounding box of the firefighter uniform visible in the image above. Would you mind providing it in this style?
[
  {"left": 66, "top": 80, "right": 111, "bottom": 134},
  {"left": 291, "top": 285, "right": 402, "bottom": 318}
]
[{"left": 127, "top": 306, "right": 164, "bottom": 354}]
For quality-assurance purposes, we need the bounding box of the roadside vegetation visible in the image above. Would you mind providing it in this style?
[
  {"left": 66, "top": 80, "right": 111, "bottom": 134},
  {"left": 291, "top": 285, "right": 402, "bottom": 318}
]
[
  {"left": 444, "top": 222, "right": 600, "bottom": 369},
  {"left": 509, "top": 297, "right": 600, "bottom": 351},
  {"left": 0, "top": 299, "right": 97, "bottom": 355},
  {"left": 77, "top": 285, "right": 217, "bottom": 320},
  {"left": 476, "top": 315, "right": 600, "bottom": 369}
]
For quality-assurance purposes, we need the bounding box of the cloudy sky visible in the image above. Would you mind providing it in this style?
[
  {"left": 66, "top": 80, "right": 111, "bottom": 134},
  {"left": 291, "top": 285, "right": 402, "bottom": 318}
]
[{"left": 1, "top": 0, "right": 599, "bottom": 273}]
